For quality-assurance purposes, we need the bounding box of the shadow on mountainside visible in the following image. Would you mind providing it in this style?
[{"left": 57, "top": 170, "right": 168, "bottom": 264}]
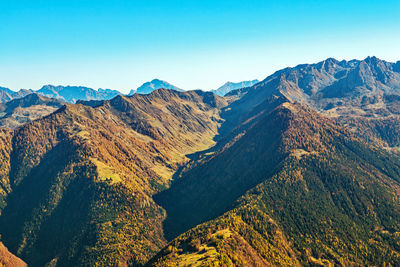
[{"left": 153, "top": 94, "right": 288, "bottom": 241}]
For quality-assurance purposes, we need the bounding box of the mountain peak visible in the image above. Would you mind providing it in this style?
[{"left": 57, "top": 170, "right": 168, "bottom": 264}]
[
  {"left": 365, "top": 55, "right": 378, "bottom": 61},
  {"left": 135, "top": 79, "right": 182, "bottom": 94},
  {"left": 150, "top": 78, "right": 165, "bottom": 83},
  {"left": 211, "top": 79, "right": 259, "bottom": 96},
  {"left": 325, "top": 57, "right": 339, "bottom": 63}
]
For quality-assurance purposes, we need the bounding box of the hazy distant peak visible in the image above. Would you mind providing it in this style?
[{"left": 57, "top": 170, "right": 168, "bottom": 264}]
[
  {"left": 37, "top": 84, "right": 121, "bottom": 103},
  {"left": 211, "top": 79, "right": 259, "bottom": 96},
  {"left": 97, "top": 88, "right": 119, "bottom": 93},
  {"left": 135, "top": 79, "right": 183, "bottom": 94},
  {"left": 0, "top": 87, "right": 35, "bottom": 103}
]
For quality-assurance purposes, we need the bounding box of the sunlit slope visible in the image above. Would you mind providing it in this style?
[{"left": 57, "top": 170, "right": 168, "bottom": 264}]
[
  {"left": 0, "top": 89, "right": 226, "bottom": 266},
  {"left": 226, "top": 57, "right": 400, "bottom": 149}
]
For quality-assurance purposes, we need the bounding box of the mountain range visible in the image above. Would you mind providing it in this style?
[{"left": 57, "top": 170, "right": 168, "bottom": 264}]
[
  {"left": 0, "top": 79, "right": 257, "bottom": 105},
  {"left": 225, "top": 56, "right": 400, "bottom": 150},
  {"left": 0, "top": 85, "right": 120, "bottom": 104},
  {"left": 36, "top": 85, "right": 121, "bottom": 103},
  {"left": 0, "top": 56, "right": 400, "bottom": 266},
  {"left": 211, "top": 79, "right": 259, "bottom": 96},
  {"left": 0, "top": 87, "right": 34, "bottom": 103}
]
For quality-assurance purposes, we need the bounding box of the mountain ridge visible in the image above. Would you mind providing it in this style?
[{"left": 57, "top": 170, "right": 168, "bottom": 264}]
[
  {"left": 1, "top": 56, "right": 400, "bottom": 266},
  {"left": 0, "top": 93, "right": 65, "bottom": 129},
  {"left": 152, "top": 100, "right": 400, "bottom": 266},
  {"left": 0, "top": 88, "right": 227, "bottom": 266},
  {"left": 211, "top": 79, "right": 259, "bottom": 96},
  {"left": 37, "top": 85, "right": 121, "bottom": 103},
  {"left": 224, "top": 56, "right": 400, "bottom": 149}
]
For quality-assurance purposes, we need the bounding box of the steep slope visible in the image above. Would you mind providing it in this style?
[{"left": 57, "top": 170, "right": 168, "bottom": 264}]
[
  {"left": 0, "top": 242, "right": 26, "bottom": 267},
  {"left": 153, "top": 102, "right": 400, "bottom": 266},
  {"left": 0, "top": 93, "right": 65, "bottom": 129},
  {"left": 0, "top": 89, "right": 227, "bottom": 266},
  {"left": 211, "top": 79, "right": 259, "bottom": 96},
  {"left": 37, "top": 85, "right": 120, "bottom": 103},
  {"left": 225, "top": 57, "right": 400, "bottom": 149},
  {"left": 132, "top": 79, "right": 183, "bottom": 95}
]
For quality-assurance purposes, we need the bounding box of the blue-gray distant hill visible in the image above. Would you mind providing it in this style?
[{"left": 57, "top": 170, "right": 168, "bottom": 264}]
[
  {"left": 37, "top": 85, "right": 120, "bottom": 103},
  {"left": 211, "top": 79, "right": 259, "bottom": 96},
  {"left": 0, "top": 87, "right": 34, "bottom": 103},
  {"left": 129, "top": 79, "right": 183, "bottom": 95}
]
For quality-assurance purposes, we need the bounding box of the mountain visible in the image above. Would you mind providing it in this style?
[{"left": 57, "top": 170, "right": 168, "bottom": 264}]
[
  {"left": 0, "top": 93, "right": 65, "bottom": 129},
  {"left": 211, "top": 79, "right": 259, "bottom": 96},
  {"left": 37, "top": 85, "right": 121, "bottom": 103},
  {"left": 1, "top": 85, "right": 121, "bottom": 104},
  {"left": 149, "top": 57, "right": 400, "bottom": 266},
  {"left": 0, "top": 87, "right": 12, "bottom": 103},
  {"left": 1, "top": 57, "right": 400, "bottom": 266},
  {"left": 0, "top": 89, "right": 227, "bottom": 266},
  {"left": 132, "top": 79, "right": 183, "bottom": 95},
  {"left": 152, "top": 100, "right": 400, "bottom": 266},
  {"left": 0, "top": 87, "right": 34, "bottom": 103},
  {"left": 226, "top": 57, "right": 400, "bottom": 149}
]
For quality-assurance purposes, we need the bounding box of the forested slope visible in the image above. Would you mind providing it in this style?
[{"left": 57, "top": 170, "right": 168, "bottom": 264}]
[
  {"left": 0, "top": 89, "right": 226, "bottom": 266},
  {"left": 153, "top": 102, "right": 400, "bottom": 266}
]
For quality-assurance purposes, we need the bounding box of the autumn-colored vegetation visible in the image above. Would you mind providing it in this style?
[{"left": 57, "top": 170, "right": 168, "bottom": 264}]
[
  {"left": 1, "top": 57, "right": 400, "bottom": 267},
  {"left": 153, "top": 102, "right": 400, "bottom": 266},
  {"left": 0, "top": 89, "right": 226, "bottom": 266}
]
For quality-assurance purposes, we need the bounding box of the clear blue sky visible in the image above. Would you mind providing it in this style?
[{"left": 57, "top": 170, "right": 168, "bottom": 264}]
[{"left": 1, "top": 0, "right": 399, "bottom": 93}]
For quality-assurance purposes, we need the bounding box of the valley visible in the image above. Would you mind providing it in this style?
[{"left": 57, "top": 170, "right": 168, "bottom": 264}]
[{"left": 0, "top": 57, "right": 399, "bottom": 266}]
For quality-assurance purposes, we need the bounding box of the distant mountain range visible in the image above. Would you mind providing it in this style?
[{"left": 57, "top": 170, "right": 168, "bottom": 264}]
[
  {"left": 0, "top": 79, "right": 258, "bottom": 104},
  {"left": 37, "top": 85, "right": 121, "bottom": 103},
  {"left": 211, "top": 79, "right": 259, "bottom": 96},
  {"left": 0, "top": 85, "right": 120, "bottom": 104},
  {"left": 0, "top": 87, "right": 34, "bottom": 103}
]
